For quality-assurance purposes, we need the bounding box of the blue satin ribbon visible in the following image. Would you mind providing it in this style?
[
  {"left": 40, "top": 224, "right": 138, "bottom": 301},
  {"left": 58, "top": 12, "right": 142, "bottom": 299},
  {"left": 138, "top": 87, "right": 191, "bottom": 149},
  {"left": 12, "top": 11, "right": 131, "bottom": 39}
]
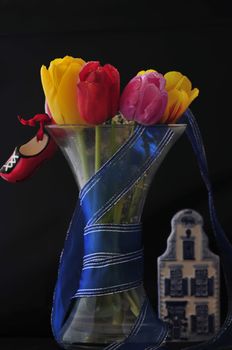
[
  {"left": 75, "top": 224, "right": 144, "bottom": 297},
  {"left": 52, "top": 124, "right": 173, "bottom": 348},
  {"left": 79, "top": 125, "right": 174, "bottom": 225},
  {"left": 178, "top": 109, "right": 232, "bottom": 350},
  {"left": 52, "top": 110, "right": 232, "bottom": 350}
]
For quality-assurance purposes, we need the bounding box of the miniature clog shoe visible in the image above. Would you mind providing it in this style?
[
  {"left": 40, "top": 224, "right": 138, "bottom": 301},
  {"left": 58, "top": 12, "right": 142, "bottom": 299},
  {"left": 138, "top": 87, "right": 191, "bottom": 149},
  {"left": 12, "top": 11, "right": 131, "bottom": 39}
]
[{"left": 0, "top": 114, "right": 57, "bottom": 183}]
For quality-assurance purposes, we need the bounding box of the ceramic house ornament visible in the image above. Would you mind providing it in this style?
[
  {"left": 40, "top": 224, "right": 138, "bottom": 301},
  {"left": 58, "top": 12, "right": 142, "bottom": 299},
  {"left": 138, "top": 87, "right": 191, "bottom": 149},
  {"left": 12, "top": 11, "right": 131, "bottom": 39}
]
[{"left": 158, "top": 209, "right": 220, "bottom": 342}]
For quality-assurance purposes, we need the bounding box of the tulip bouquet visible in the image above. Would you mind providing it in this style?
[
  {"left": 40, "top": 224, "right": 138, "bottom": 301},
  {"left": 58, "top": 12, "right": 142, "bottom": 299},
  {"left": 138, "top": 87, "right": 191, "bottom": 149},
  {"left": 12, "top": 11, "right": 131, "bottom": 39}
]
[
  {"left": 40, "top": 56, "right": 199, "bottom": 347},
  {"left": 41, "top": 56, "right": 199, "bottom": 223},
  {"left": 41, "top": 56, "right": 198, "bottom": 182},
  {"left": 41, "top": 55, "right": 198, "bottom": 129}
]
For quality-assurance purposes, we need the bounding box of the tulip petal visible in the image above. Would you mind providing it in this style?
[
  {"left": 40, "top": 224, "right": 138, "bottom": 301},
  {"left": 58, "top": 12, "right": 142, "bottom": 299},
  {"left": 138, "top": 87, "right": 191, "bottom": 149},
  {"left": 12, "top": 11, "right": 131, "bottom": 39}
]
[
  {"left": 169, "top": 93, "right": 182, "bottom": 120},
  {"left": 41, "top": 65, "right": 55, "bottom": 97},
  {"left": 137, "top": 69, "right": 156, "bottom": 76},
  {"left": 51, "top": 57, "right": 85, "bottom": 92},
  {"left": 189, "top": 88, "right": 199, "bottom": 103},
  {"left": 161, "top": 89, "right": 180, "bottom": 123},
  {"left": 172, "top": 93, "right": 190, "bottom": 123},
  {"left": 104, "top": 64, "right": 120, "bottom": 116},
  {"left": 120, "top": 77, "right": 142, "bottom": 120},
  {"left": 57, "top": 62, "right": 85, "bottom": 124},
  {"left": 168, "top": 90, "right": 188, "bottom": 122},
  {"left": 145, "top": 72, "right": 166, "bottom": 91},
  {"left": 176, "top": 75, "right": 192, "bottom": 95},
  {"left": 79, "top": 61, "right": 100, "bottom": 81},
  {"left": 49, "top": 57, "right": 76, "bottom": 90},
  {"left": 41, "top": 65, "right": 62, "bottom": 122},
  {"left": 49, "top": 60, "right": 68, "bottom": 91},
  {"left": 135, "top": 84, "right": 167, "bottom": 124},
  {"left": 78, "top": 81, "right": 110, "bottom": 124},
  {"left": 172, "top": 88, "right": 199, "bottom": 123},
  {"left": 164, "top": 71, "right": 183, "bottom": 91}
]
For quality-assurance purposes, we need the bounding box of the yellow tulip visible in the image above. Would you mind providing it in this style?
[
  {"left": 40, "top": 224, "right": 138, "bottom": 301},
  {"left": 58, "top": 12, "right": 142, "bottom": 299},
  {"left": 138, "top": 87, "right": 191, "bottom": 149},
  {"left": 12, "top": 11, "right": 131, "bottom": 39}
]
[
  {"left": 161, "top": 71, "right": 199, "bottom": 123},
  {"left": 137, "top": 69, "right": 156, "bottom": 76},
  {"left": 40, "top": 56, "right": 86, "bottom": 124}
]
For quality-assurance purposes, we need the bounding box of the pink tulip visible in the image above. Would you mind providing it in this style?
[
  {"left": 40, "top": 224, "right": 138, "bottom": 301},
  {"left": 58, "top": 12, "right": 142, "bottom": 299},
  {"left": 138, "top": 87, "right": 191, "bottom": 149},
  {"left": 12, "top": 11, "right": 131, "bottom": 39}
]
[{"left": 119, "top": 72, "right": 168, "bottom": 125}]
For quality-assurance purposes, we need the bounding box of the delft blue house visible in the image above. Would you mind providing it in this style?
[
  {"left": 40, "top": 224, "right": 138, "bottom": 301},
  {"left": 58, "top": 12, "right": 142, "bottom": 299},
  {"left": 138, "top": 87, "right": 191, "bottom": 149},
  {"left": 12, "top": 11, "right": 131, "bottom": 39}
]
[{"left": 158, "top": 209, "right": 220, "bottom": 342}]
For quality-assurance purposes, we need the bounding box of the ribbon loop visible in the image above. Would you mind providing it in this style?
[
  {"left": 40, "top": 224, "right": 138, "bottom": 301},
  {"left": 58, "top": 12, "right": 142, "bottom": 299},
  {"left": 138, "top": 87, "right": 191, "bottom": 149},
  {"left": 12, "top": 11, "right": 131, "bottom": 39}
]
[
  {"left": 180, "top": 109, "right": 232, "bottom": 350},
  {"left": 18, "top": 113, "right": 51, "bottom": 141}
]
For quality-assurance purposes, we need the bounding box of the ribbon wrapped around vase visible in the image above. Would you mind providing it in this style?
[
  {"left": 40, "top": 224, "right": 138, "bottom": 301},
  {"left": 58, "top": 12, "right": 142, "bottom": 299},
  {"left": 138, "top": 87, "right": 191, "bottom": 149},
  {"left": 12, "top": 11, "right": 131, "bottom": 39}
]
[
  {"left": 51, "top": 125, "right": 183, "bottom": 349},
  {"left": 50, "top": 111, "right": 232, "bottom": 350}
]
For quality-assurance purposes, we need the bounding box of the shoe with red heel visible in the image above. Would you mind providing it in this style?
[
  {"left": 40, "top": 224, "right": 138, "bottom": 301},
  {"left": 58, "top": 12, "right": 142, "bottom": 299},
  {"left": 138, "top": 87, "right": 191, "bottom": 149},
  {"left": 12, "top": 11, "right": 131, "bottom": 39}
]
[{"left": 0, "top": 114, "right": 57, "bottom": 183}]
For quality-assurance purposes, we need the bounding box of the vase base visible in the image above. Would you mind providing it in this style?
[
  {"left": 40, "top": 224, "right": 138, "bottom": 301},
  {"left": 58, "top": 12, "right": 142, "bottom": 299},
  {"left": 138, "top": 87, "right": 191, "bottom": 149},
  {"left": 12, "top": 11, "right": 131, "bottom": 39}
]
[{"left": 62, "top": 342, "right": 110, "bottom": 350}]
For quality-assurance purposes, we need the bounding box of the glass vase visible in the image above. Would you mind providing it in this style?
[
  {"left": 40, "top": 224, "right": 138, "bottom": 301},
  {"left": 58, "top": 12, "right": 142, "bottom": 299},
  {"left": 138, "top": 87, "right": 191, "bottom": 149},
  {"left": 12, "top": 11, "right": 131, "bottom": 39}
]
[{"left": 46, "top": 123, "right": 186, "bottom": 350}]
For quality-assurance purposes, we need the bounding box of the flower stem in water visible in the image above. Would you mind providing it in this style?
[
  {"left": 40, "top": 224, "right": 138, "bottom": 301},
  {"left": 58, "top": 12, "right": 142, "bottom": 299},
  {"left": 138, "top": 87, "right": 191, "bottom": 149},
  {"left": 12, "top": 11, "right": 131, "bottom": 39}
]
[
  {"left": 95, "top": 125, "right": 101, "bottom": 172},
  {"left": 75, "top": 128, "right": 89, "bottom": 185}
]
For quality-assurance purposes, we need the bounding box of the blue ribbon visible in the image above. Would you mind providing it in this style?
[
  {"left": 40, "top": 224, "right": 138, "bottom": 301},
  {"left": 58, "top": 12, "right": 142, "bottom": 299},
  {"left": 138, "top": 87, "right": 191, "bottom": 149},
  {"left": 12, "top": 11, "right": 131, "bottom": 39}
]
[
  {"left": 52, "top": 110, "right": 232, "bottom": 350},
  {"left": 75, "top": 224, "right": 144, "bottom": 297},
  {"left": 52, "top": 124, "right": 173, "bottom": 348},
  {"left": 79, "top": 125, "right": 174, "bottom": 225},
  {"left": 177, "top": 109, "right": 232, "bottom": 350}
]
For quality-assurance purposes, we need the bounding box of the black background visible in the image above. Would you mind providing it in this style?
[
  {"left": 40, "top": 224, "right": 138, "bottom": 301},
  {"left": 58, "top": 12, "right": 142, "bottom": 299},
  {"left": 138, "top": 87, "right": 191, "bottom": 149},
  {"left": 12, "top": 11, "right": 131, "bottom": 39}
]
[{"left": 0, "top": 0, "right": 232, "bottom": 349}]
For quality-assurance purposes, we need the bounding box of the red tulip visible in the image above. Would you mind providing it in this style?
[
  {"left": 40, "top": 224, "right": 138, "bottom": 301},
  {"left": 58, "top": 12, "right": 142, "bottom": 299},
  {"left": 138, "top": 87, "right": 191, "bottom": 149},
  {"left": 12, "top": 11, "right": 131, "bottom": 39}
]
[{"left": 77, "top": 61, "right": 120, "bottom": 125}]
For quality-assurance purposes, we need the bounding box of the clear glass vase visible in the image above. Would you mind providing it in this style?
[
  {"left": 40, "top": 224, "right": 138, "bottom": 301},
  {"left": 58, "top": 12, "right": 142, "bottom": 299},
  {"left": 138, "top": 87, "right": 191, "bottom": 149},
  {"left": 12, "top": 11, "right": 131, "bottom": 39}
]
[{"left": 47, "top": 123, "right": 186, "bottom": 350}]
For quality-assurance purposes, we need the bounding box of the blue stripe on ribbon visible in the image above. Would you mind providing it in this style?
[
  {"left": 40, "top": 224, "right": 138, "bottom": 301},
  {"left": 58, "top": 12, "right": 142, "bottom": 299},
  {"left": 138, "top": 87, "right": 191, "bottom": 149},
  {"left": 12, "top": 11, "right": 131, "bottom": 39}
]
[
  {"left": 74, "top": 223, "right": 144, "bottom": 296},
  {"left": 83, "top": 223, "right": 143, "bottom": 254}
]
